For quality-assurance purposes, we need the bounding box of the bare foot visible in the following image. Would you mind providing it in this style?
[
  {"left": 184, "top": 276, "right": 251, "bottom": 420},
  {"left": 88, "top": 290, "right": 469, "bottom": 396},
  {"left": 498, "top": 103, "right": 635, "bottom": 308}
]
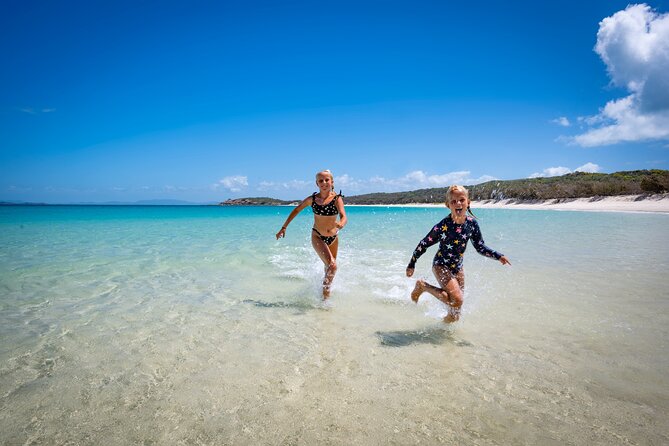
[
  {"left": 443, "top": 313, "right": 459, "bottom": 323},
  {"left": 411, "top": 280, "right": 425, "bottom": 303}
]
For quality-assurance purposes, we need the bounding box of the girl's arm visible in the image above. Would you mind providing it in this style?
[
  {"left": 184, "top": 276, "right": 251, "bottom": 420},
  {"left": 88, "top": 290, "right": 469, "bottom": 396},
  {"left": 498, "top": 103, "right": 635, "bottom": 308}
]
[
  {"left": 407, "top": 223, "right": 442, "bottom": 269},
  {"left": 335, "top": 195, "right": 347, "bottom": 229},
  {"left": 470, "top": 221, "right": 509, "bottom": 264},
  {"left": 276, "top": 197, "right": 311, "bottom": 239}
]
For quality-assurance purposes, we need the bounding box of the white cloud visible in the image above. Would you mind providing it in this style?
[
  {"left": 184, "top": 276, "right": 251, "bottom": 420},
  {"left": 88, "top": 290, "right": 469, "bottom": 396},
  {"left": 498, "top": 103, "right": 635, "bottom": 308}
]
[
  {"left": 7, "top": 185, "right": 32, "bottom": 192},
  {"left": 572, "top": 4, "right": 669, "bottom": 146},
  {"left": 332, "top": 171, "right": 495, "bottom": 193},
  {"left": 163, "top": 185, "right": 190, "bottom": 192},
  {"left": 254, "top": 171, "right": 496, "bottom": 197},
  {"left": 529, "top": 162, "right": 601, "bottom": 178},
  {"left": 529, "top": 166, "right": 572, "bottom": 178},
  {"left": 335, "top": 173, "right": 361, "bottom": 190},
  {"left": 19, "top": 107, "right": 55, "bottom": 114},
  {"left": 257, "top": 179, "right": 310, "bottom": 192},
  {"left": 215, "top": 175, "right": 248, "bottom": 192},
  {"left": 552, "top": 117, "right": 571, "bottom": 127},
  {"left": 575, "top": 162, "right": 601, "bottom": 173}
]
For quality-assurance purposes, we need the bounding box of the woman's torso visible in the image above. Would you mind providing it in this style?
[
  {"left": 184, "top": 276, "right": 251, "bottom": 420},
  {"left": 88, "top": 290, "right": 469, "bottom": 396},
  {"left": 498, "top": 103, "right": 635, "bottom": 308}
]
[{"left": 311, "top": 192, "right": 340, "bottom": 236}]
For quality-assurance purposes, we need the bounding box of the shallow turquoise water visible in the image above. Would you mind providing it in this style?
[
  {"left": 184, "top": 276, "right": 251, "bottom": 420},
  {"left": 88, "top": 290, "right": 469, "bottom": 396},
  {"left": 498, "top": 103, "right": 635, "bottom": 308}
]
[{"left": 1, "top": 205, "right": 668, "bottom": 444}]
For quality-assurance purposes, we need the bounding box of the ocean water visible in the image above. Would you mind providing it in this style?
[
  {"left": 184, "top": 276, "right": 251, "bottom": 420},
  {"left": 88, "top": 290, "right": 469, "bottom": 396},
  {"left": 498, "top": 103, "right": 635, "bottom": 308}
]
[{"left": 1, "top": 205, "right": 668, "bottom": 445}]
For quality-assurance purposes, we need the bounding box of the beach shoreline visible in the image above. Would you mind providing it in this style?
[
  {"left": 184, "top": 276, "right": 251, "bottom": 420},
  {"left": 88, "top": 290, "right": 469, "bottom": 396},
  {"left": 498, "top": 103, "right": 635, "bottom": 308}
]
[{"left": 348, "top": 193, "right": 669, "bottom": 213}]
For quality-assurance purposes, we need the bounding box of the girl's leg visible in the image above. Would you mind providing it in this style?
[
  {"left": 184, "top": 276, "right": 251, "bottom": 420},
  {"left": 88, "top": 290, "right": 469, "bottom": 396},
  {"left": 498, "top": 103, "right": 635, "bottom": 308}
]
[
  {"left": 410, "top": 266, "right": 464, "bottom": 322},
  {"left": 311, "top": 233, "right": 338, "bottom": 298},
  {"left": 433, "top": 266, "right": 465, "bottom": 322}
]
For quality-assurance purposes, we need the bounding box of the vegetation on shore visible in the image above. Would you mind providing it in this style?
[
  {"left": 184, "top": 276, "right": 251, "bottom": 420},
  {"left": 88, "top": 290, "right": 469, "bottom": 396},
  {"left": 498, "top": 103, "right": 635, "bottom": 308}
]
[
  {"left": 219, "top": 170, "right": 669, "bottom": 205},
  {"left": 345, "top": 169, "right": 669, "bottom": 204}
]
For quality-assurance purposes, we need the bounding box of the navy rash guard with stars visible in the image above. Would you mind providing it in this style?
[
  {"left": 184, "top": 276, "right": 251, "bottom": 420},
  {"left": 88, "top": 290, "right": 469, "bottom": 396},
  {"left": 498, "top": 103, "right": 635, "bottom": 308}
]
[{"left": 408, "top": 215, "right": 503, "bottom": 273}]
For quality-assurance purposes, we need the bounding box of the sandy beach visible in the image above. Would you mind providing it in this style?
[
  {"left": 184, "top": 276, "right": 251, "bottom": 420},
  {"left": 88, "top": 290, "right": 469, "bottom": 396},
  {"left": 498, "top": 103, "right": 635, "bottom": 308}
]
[
  {"left": 355, "top": 193, "right": 669, "bottom": 213},
  {"left": 472, "top": 193, "right": 669, "bottom": 213}
]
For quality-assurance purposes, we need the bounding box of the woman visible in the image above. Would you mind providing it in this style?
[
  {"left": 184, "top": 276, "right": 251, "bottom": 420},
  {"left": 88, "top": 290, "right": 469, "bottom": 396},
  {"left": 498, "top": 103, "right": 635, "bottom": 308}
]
[{"left": 276, "top": 170, "right": 347, "bottom": 299}]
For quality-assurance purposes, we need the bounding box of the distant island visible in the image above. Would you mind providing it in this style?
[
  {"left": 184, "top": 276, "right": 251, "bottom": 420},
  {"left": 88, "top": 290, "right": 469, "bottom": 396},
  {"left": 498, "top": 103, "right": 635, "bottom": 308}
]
[
  {"left": 219, "top": 197, "right": 292, "bottom": 206},
  {"left": 219, "top": 169, "right": 669, "bottom": 205}
]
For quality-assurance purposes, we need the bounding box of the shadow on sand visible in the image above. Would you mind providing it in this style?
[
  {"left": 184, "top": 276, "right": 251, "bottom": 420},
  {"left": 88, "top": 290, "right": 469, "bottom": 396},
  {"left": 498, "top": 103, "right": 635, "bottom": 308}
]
[
  {"left": 242, "top": 299, "right": 325, "bottom": 314},
  {"left": 375, "top": 327, "right": 473, "bottom": 348}
]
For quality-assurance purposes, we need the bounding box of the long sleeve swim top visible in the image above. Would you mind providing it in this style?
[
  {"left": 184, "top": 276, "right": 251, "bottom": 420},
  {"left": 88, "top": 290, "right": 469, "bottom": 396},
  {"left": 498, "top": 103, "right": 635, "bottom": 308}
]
[{"left": 407, "top": 214, "right": 502, "bottom": 273}]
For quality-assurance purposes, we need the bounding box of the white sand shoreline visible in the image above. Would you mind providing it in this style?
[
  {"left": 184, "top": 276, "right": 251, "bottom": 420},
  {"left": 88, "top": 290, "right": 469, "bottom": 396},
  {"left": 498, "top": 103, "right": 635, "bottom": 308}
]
[{"left": 348, "top": 194, "right": 669, "bottom": 214}]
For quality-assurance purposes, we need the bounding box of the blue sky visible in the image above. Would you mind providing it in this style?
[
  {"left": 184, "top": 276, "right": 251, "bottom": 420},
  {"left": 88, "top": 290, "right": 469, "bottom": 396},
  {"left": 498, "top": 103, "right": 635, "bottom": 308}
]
[{"left": 2, "top": 0, "right": 668, "bottom": 203}]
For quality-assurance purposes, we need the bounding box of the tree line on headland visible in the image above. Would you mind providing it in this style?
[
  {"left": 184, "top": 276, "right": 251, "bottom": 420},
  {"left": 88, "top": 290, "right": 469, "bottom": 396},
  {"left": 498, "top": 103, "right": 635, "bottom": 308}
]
[{"left": 219, "top": 170, "right": 669, "bottom": 205}]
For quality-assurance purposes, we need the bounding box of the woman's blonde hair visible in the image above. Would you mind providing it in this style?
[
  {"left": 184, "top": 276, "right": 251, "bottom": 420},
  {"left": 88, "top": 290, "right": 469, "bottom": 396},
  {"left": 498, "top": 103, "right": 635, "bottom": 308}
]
[
  {"left": 316, "top": 170, "right": 335, "bottom": 191},
  {"left": 445, "top": 185, "right": 476, "bottom": 217}
]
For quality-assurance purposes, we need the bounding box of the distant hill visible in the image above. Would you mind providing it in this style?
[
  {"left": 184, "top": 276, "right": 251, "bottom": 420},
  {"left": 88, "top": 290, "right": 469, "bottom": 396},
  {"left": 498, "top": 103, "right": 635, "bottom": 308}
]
[
  {"left": 0, "top": 201, "right": 48, "bottom": 206},
  {"left": 344, "top": 170, "right": 669, "bottom": 204}
]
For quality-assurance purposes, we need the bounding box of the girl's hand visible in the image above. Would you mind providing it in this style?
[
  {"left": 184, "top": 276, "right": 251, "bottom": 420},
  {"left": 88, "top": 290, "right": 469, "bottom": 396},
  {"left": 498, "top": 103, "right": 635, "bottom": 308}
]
[
  {"left": 406, "top": 267, "right": 415, "bottom": 277},
  {"left": 499, "top": 256, "right": 511, "bottom": 266},
  {"left": 276, "top": 227, "right": 286, "bottom": 239},
  {"left": 335, "top": 222, "right": 344, "bottom": 230}
]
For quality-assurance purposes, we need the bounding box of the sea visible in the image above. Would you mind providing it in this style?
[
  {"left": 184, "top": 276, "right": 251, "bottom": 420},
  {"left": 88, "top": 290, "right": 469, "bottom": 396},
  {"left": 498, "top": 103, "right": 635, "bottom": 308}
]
[{"left": 1, "top": 205, "right": 668, "bottom": 445}]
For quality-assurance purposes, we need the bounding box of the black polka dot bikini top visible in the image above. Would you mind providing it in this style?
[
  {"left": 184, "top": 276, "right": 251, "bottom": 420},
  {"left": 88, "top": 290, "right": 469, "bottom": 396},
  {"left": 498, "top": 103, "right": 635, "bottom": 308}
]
[{"left": 311, "top": 191, "right": 343, "bottom": 216}]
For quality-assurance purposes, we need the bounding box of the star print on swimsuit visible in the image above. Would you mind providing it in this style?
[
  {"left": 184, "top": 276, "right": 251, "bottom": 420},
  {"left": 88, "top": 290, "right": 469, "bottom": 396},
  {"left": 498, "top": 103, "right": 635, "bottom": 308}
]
[{"left": 407, "top": 214, "right": 503, "bottom": 273}]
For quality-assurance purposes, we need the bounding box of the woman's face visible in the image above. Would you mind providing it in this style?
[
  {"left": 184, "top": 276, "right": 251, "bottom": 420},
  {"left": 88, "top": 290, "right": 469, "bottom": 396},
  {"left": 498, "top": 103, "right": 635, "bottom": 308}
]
[{"left": 316, "top": 173, "right": 333, "bottom": 192}]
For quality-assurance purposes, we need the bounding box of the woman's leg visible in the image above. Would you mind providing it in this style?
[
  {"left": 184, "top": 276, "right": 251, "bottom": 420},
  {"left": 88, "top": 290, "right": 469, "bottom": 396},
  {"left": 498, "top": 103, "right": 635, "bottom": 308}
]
[{"left": 311, "top": 232, "right": 338, "bottom": 298}]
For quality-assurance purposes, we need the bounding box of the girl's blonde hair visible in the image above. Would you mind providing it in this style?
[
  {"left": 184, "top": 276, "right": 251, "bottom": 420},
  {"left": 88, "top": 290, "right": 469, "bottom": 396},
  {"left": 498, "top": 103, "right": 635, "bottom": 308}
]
[
  {"left": 316, "top": 169, "right": 335, "bottom": 191},
  {"left": 446, "top": 185, "right": 476, "bottom": 218}
]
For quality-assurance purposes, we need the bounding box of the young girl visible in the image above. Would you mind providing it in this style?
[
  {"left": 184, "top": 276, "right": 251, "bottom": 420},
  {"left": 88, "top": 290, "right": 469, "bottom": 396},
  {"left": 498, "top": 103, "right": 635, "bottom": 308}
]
[
  {"left": 276, "top": 170, "right": 347, "bottom": 299},
  {"left": 406, "top": 185, "right": 510, "bottom": 322}
]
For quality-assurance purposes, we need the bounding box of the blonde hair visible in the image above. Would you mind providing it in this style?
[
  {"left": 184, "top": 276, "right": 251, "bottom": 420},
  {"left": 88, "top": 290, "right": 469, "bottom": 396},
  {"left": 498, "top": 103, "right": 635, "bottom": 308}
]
[
  {"left": 316, "top": 170, "right": 335, "bottom": 191},
  {"left": 445, "top": 185, "right": 476, "bottom": 217}
]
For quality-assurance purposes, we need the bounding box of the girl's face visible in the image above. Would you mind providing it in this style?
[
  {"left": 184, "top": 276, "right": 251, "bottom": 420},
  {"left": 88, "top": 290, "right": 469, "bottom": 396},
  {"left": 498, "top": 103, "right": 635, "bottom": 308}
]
[
  {"left": 316, "top": 173, "right": 333, "bottom": 192},
  {"left": 447, "top": 190, "right": 469, "bottom": 221}
]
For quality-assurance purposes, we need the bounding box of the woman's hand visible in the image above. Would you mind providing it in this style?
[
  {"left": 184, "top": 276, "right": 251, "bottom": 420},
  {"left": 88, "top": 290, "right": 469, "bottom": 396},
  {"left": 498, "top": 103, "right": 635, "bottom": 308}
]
[
  {"left": 406, "top": 267, "right": 415, "bottom": 277},
  {"left": 335, "top": 221, "right": 344, "bottom": 230},
  {"left": 499, "top": 255, "right": 511, "bottom": 266},
  {"left": 276, "top": 227, "right": 286, "bottom": 239}
]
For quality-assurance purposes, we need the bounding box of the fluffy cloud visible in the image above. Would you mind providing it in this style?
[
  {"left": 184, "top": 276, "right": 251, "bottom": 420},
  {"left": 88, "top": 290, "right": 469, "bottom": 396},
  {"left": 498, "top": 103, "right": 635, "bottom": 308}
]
[
  {"left": 529, "top": 162, "right": 601, "bottom": 178},
  {"left": 216, "top": 175, "right": 248, "bottom": 192},
  {"left": 336, "top": 171, "right": 495, "bottom": 193},
  {"left": 529, "top": 167, "right": 572, "bottom": 178},
  {"left": 257, "top": 179, "right": 310, "bottom": 191},
  {"left": 19, "top": 107, "right": 56, "bottom": 114},
  {"left": 574, "top": 162, "right": 601, "bottom": 173},
  {"left": 256, "top": 171, "right": 496, "bottom": 196},
  {"left": 573, "top": 4, "right": 669, "bottom": 146},
  {"left": 552, "top": 117, "right": 571, "bottom": 127}
]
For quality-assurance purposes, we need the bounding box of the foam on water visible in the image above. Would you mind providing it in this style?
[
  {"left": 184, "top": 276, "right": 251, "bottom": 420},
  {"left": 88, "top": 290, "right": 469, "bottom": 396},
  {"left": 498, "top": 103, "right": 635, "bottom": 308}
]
[{"left": 1, "top": 205, "right": 668, "bottom": 444}]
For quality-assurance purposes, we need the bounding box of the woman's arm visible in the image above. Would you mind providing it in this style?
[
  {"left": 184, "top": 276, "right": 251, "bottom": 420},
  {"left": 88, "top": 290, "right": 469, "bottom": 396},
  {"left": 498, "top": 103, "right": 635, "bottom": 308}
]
[
  {"left": 335, "top": 195, "right": 347, "bottom": 229},
  {"left": 276, "top": 197, "right": 311, "bottom": 239}
]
